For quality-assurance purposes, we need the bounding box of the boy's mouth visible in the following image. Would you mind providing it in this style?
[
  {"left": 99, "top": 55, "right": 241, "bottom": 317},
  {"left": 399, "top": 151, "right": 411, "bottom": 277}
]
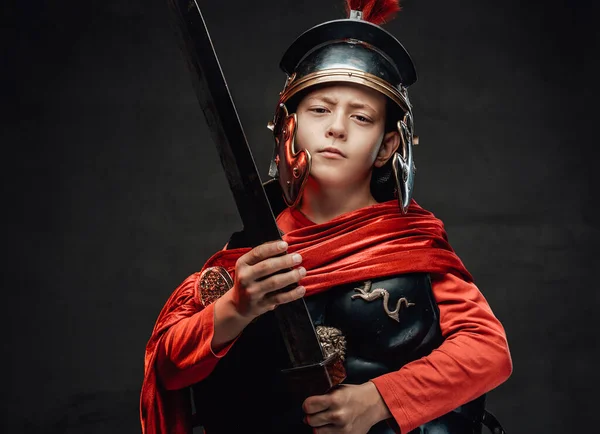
[{"left": 318, "top": 147, "right": 346, "bottom": 158}]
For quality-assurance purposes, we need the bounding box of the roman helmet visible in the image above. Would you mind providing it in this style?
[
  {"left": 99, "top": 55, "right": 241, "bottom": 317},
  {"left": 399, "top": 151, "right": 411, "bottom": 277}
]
[{"left": 267, "top": 0, "right": 419, "bottom": 214}]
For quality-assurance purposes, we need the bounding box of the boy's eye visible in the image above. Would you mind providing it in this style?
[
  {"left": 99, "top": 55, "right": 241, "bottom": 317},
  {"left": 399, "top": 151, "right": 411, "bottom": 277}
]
[
  {"left": 354, "top": 115, "right": 372, "bottom": 123},
  {"left": 310, "top": 107, "right": 329, "bottom": 113}
]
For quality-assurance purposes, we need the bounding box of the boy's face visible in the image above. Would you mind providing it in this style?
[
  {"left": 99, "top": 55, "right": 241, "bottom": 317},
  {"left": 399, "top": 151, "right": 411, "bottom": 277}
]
[{"left": 295, "top": 83, "right": 397, "bottom": 189}]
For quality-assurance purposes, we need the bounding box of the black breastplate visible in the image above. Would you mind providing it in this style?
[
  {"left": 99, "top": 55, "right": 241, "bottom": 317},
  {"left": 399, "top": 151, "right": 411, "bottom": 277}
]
[
  {"left": 192, "top": 273, "right": 485, "bottom": 434},
  {"left": 306, "top": 273, "right": 443, "bottom": 384}
]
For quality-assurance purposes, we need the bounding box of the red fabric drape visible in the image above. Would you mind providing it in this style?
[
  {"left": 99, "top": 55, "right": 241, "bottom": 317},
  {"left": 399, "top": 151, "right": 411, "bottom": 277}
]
[{"left": 203, "top": 200, "right": 472, "bottom": 296}]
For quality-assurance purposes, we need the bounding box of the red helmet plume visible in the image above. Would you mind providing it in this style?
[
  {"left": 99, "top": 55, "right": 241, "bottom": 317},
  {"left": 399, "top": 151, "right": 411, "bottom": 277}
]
[{"left": 345, "top": 0, "right": 402, "bottom": 25}]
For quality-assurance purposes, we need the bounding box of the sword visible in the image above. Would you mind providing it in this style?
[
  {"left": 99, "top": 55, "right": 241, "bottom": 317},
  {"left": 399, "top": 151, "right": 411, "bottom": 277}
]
[{"left": 165, "top": 0, "right": 345, "bottom": 399}]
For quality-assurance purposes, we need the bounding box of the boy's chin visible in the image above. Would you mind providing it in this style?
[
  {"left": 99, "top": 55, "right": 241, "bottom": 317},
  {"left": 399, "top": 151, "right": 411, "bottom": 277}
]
[{"left": 310, "top": 171, "right": 358, "bottom": 190}]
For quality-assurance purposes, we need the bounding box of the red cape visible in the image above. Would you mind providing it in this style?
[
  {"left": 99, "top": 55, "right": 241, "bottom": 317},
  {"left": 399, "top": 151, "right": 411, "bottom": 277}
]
[{"left": 140, "top": 200, "right": 471, "bottom": 433}]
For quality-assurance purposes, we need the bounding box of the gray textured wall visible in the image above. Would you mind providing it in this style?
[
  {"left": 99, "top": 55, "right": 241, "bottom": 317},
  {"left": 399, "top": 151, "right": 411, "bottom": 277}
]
[{"left": 3, "top": 0, "right": 597, "bottom": 432}]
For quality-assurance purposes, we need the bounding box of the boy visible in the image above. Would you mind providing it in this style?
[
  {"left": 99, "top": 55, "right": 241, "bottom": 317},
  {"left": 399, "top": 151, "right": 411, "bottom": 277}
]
[{"left": 141, "top": 1, "right": 512, "bottom": 433}]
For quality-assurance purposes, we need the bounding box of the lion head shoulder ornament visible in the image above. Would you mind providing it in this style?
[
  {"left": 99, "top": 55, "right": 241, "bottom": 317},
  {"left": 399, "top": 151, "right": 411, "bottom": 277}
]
[{"left": 267, "top": 0, "right": 419, "bottom": 214}]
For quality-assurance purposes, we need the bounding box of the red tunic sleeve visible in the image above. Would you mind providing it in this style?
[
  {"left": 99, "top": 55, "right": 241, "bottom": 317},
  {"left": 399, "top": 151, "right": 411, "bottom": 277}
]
[
  {"left": 141, "top": 273, "right": 240, "bottom": 434},
  {"left": 370, "top": 273, "right": 513, "bottom": 433},
  {"left": 154, "top": 275, "right": 237, "bottom": 391}
]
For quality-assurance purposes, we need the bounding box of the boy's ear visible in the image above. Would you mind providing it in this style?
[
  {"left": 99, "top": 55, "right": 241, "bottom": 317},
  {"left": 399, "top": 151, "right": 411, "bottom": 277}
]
[{"left": 374, "top": 131, "right": 401, "bottom": 168}]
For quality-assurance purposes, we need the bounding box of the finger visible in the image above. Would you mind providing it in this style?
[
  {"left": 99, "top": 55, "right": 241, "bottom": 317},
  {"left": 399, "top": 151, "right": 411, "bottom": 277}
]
[
  {"left": 251, "top": 252, "right": 303, "bottom": 280},
  {"left": 256, "top": 267, "right": 306, "bottom": 296},
  {"left": 242, "top": 240, "right": 288, "bottom": 266},
  {"left": 305, "top": 409, "right": 343, "bottom": 428},
  {"left": 305, "top": 413, "right": 328, "bottom": 428},
  {"left": 303, "top": 394, "right": 331, "bottom": 415},
  {"left": 265, "top": 285, "right": 306, "bottom": 309},
  {"left": 313, "top": 426, "right": 339, "bottom": 434}
]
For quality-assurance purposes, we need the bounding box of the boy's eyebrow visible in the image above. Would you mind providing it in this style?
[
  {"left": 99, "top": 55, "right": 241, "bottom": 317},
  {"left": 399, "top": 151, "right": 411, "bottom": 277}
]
[
  {"left": 310, "top": 95, "right": 378, "bottom": 113},
  {"left": 348, "top": 101, "right": 377, "bottom": 113},
  {"left": 310, "top": 95, "right": 338, "bottom": 105}
]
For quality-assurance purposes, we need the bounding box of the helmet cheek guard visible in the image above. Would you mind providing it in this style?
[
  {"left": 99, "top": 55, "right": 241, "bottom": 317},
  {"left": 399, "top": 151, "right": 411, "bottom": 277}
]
[
  {"left": 393, "top": 112, "right": 416, "bottom": 214},
  {"left": 267, "top": 104, "right": 311, "bottom": 207}
]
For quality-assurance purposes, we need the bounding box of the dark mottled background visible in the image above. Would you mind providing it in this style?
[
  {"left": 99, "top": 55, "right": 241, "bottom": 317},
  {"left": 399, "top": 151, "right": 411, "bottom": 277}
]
[{"left": 2, "top": 0, "right": 597, "bottom": 432}]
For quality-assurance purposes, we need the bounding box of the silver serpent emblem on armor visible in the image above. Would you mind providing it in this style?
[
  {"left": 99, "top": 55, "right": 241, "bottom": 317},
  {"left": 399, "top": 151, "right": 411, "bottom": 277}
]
[
  {"left": 197, "top": 266, "right": 233, "bottom": 307},
  {"left": 351, "top": 280, "right": 415, "bottom": 322}
]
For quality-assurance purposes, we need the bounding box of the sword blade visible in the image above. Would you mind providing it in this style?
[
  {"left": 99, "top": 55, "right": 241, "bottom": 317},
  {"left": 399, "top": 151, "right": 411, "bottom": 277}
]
[{"left": 166, "top": 0, "right": 324, "bottom": 366}]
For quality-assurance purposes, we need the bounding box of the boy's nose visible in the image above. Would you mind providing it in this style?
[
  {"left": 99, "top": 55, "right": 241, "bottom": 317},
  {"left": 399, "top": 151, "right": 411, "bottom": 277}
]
[
  {"left": 326, "top": 117, "right": 346, "bottom": 140},
  {"left": 327, "top": 129, "right": 346, "bottom": 139}
]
